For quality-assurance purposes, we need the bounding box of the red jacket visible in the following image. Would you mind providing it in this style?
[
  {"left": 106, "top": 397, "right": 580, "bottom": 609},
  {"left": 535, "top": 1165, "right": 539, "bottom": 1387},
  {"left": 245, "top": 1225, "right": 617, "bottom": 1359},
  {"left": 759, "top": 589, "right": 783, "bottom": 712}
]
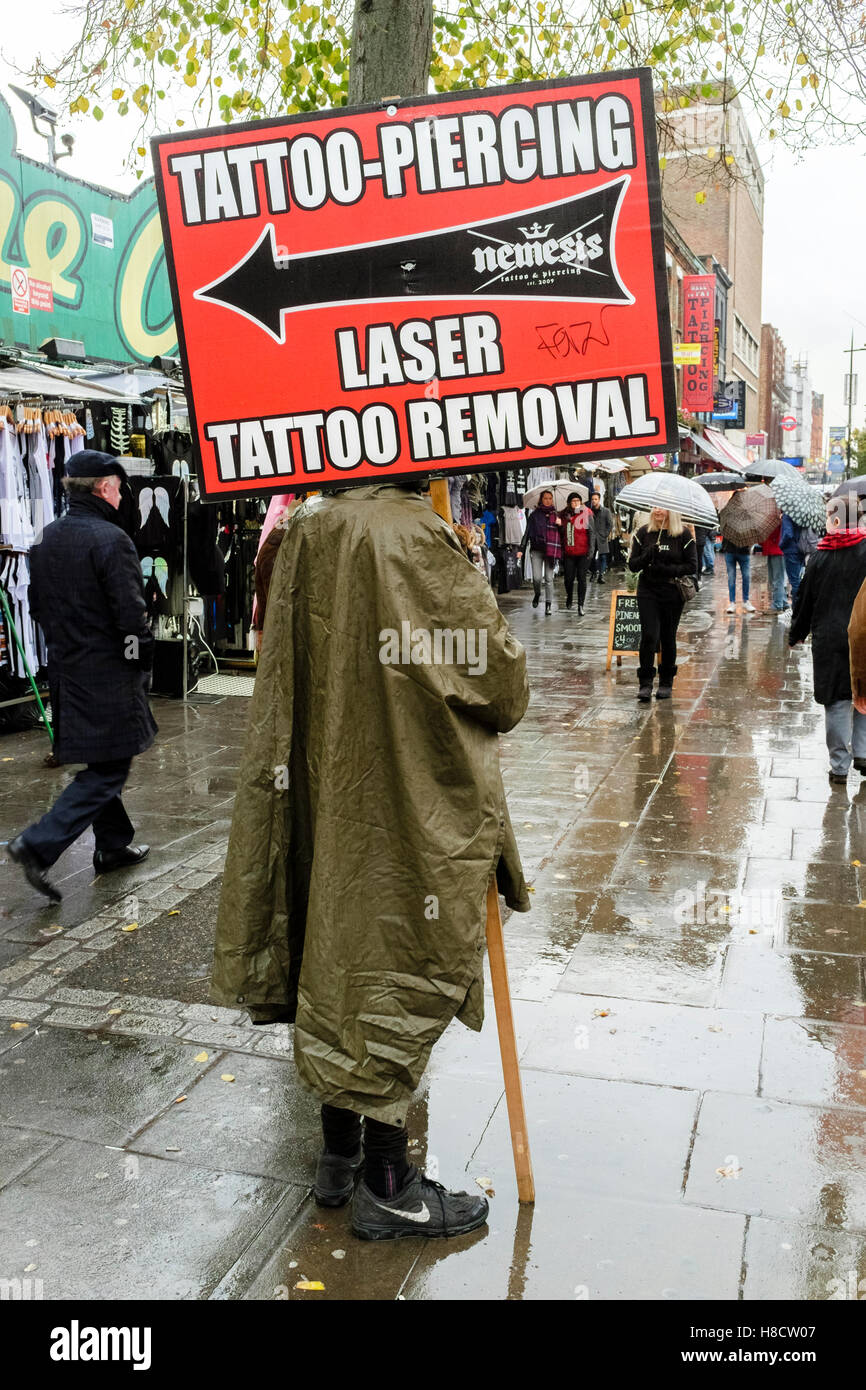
[
  {"left": 561, "top": 506, "right": 594, "bottom": 556},
  {"left": 762, "top": 523, "right": 783, "bottom": 556}
]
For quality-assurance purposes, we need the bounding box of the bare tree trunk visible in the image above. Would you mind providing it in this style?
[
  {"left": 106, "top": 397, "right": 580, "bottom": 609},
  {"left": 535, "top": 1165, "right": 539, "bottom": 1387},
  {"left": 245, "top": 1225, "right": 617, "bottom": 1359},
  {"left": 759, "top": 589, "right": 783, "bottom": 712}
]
[{"left": 348, "top": 0, "right": 433, "bottom": 104}]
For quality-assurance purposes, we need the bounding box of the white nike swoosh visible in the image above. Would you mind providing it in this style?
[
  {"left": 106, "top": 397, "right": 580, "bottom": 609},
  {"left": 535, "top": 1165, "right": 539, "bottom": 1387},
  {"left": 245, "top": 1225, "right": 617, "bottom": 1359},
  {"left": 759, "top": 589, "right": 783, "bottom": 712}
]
[{"left": 369, "top": 1196, "right": 431, "bottom": 1223}]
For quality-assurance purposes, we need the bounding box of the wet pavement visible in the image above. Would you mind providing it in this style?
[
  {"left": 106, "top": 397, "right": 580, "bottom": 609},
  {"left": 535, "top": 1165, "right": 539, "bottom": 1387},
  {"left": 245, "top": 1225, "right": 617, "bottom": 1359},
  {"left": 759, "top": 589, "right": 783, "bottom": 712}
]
[{"left": 1, "top": 559, "right": 866, "bottom": 1300}]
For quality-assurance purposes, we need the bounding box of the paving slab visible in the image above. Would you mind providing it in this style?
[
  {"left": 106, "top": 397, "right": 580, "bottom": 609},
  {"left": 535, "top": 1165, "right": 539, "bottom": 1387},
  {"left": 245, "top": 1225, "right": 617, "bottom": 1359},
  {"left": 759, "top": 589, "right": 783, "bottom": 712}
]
[
  {"left": 523, "top": 991, "right": 763, "bottom": 1093},
  {"left": 0, "top": 1137, "right": 299, "bottom": 1300},
  {"left": 0, "top": 1028, "right": 217, "bottom": 1144},
  {"left": 685, "top": 1091, "right": 866, "bottom": 1231},
  {"left": 131, "top": 1052, "right": 321, "bottom": 1183},
  {"left": 742, "top": 1216, "right": 866, "bottom": 1300}
]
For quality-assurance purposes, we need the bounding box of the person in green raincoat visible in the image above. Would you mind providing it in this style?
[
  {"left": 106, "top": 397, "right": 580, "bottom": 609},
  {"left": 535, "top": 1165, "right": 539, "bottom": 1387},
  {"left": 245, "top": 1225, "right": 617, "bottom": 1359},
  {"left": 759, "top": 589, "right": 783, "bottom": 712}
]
[{"left": 211, "top": 481, "right": 530, "bottom": 1241}]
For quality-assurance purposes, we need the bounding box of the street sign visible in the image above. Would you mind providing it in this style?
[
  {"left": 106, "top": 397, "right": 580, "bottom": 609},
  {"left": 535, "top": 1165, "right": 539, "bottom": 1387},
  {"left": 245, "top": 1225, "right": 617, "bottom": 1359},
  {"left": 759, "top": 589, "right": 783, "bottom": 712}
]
[
  {"left": 673, "top": 342, "right": 702, "bottom": 366},
  {"left": 681, "top": 275, "right": 715, "bottom": 412},
  {"left": 153, "top": 69, "right": 678, "bottom": 499},
  {"left": 781, "top": 414, "right": 797, "bottom": 431},
  {"left": 11, "top": 266, "right": 29, "bottom": 315},
  {"left": 712, "top": 379, "right": 745, "bottom": 427}
]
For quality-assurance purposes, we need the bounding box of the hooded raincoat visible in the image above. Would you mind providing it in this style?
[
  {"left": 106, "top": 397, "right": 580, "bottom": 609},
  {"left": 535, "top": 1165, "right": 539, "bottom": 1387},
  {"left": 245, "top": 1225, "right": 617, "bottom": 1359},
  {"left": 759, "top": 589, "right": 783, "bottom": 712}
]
[{"left": 211, "top": 484, "right": 530, "bottom": 1126}]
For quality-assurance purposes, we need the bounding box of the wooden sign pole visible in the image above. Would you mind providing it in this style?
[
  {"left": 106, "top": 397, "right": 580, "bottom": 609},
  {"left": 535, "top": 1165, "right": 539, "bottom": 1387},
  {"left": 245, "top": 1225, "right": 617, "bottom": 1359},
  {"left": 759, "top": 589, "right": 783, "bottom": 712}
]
[{"left": 429, "top": 477, "right": 535, "bottom": 1205}]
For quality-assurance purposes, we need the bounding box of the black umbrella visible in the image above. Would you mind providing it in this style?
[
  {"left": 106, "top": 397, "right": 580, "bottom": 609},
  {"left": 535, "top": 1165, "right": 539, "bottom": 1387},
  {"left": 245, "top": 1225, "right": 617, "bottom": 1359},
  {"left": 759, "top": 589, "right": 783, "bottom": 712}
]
[
  {"left": 696, "top": 472, "right": 752, "bottom": 492},
  {"left": 830, "top": 476, "right": 866, "bottom": 499}
]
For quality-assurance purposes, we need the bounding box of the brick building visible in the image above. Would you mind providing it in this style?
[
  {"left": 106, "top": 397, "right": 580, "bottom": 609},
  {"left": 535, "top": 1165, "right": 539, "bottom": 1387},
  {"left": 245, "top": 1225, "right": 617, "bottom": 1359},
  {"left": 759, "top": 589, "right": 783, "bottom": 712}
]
[
  {"left": 658, "top": 91, "right": 764, "bottom": 441},
  {"left": 759, "top": 324, "right": 789, "bottom": 458}
]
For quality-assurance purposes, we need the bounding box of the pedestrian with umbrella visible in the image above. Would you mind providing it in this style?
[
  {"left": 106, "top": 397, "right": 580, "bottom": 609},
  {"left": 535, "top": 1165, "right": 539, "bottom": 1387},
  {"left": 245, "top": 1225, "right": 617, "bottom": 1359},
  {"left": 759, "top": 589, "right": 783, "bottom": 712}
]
[
  {"left": 789, "top": 495, "right": 866, "bottom": 783},
  {"left": 772, "top": 471, "right": 825, "bottom": 605},
  {"left": 518, "top": 488, "right": 562, "bottom": 614},
  {"left": 560, "top": 490, "right": 595, "bottom": 614},
  {"left": 617, "top": 474, "right": 708, "bottom": 702},
  {"left": 718, "top": 485, "right": 780, "bottom": 615}
]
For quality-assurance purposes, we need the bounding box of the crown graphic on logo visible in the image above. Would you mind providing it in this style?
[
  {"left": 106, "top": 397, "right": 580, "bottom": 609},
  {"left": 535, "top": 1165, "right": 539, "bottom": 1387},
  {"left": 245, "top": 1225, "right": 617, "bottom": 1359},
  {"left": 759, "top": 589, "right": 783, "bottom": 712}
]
[{"left": 518, "top": 221, "right": 554, "bottom": 241}]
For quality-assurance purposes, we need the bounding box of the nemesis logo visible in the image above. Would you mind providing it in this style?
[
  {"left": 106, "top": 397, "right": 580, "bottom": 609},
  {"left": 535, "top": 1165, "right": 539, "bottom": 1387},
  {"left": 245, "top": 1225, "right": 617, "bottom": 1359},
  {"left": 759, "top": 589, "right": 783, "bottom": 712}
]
[{"left": 469, "top": 218, "right": 605, "bottom": 289}]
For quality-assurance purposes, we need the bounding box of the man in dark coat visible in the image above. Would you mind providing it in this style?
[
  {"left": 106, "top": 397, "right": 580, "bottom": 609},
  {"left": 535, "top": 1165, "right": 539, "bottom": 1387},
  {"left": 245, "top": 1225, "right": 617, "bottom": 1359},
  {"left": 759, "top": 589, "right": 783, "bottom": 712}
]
[
  {"left": 789, "top": 497, "right": 866, "bottom": 783},
  {"left": 589, "top": 490, "right": 614, "bottom": 583},
  {"left": 9, "top": 451, "right": 156, "bottom": 901}
]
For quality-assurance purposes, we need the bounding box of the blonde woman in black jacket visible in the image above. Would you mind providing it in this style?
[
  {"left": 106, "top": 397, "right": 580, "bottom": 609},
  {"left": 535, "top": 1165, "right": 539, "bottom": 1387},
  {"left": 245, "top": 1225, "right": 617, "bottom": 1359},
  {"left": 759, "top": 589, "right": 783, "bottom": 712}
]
[{"left": 628, "top": 508, "right": 698, "bottom": 702}]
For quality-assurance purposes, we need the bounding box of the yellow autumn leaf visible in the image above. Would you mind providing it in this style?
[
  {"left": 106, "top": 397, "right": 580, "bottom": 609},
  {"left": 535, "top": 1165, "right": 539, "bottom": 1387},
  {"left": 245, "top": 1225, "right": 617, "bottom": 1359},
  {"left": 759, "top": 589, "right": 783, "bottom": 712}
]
[
  {"left": 174, "top": 1095, "right": 187, "bottom": 1104},
  {"left": 44, "top": 75, "right": 56, "bottom": 88},
  {"left": 112, "top": 88, "right": 124, "bottom": 100},
  {"left": 220, "top": 1073, "right": 235, "bottom": 1082},
  {"left": 9, "top": 1021, "right": 29, "bottom": 1030},
  {"left": 168, "top": 910, "right": 180, "bottom": 916},
  {"left": 779, "top": 102, "right": 791, "bottom": 118},
  {"left": 695, "top": 191, "right": 707, "bottom": 204},
  {"left": 295, "top": 1280, "right": 325, "bottom": 1291},
  {"left": 108, "top": 1009, "right": 122, "bottom": 1015},
  {"left": 122, "top": 923, "right": 138, "bottom": 932},
  {"left": 194, "top": 1051, "right": 209, "bottom": 1062}
]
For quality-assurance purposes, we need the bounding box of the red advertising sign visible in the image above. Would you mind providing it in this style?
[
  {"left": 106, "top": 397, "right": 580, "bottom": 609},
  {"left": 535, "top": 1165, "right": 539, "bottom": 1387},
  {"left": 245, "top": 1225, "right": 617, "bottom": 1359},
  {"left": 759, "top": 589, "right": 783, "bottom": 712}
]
[
  {"left": 681, "top": 275, "right": 715, "bottom": 413},
  {"left": 153, "top": 70, "right": 677, "bottom": 499},
  {"left": 28, "top": 278, "right": 54, "bottom": 313}
]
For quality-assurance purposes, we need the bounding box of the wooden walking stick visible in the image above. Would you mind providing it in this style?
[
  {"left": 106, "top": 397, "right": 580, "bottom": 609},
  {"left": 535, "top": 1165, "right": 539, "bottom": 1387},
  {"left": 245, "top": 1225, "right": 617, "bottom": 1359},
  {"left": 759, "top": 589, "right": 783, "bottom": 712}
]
[
  {"left": 429, "top": 478, "right": 535, "bottom": 1204},
  {"left": 486, "top": 879, "right": 535, "bottom": 1204}
]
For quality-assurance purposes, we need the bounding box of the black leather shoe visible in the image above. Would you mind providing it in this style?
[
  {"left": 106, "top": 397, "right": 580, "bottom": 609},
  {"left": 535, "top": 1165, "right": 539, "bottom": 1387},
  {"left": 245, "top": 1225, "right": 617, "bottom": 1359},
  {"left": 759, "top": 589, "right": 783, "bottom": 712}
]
[
  {"left": 8, "top": 836, "right": 62, "bottom": 902},
  {"left": 531, "top": 594, "right": 540, "bottom": 608},
  {"left": 314, "top": 1147, "right": 364, "bottom": 1207},
  {"left": 93, "top": 844, "right": 150, "bottom": 873}
]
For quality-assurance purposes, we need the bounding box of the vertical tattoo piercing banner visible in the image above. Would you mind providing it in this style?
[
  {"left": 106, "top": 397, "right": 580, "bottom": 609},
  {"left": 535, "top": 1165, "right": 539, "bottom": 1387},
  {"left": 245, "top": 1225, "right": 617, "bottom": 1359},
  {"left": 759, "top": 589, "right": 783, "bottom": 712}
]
[{"left": 153, "top": 68, "right": 677, "bottom": 499}]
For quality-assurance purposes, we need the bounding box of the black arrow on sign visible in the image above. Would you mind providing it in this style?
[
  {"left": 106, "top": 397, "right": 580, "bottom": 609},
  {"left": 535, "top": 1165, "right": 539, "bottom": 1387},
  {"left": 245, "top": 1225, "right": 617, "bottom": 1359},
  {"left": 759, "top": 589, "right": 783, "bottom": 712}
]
[{"left": 194, "top": 176, "right": 633, "bottom": 345}]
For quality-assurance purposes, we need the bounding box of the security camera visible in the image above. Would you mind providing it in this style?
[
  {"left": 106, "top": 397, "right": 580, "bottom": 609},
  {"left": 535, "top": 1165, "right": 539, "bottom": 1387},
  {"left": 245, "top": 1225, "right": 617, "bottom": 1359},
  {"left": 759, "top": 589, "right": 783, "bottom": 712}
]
[{"left": 10, "top": 84, "right": 59, "bottom": 125}]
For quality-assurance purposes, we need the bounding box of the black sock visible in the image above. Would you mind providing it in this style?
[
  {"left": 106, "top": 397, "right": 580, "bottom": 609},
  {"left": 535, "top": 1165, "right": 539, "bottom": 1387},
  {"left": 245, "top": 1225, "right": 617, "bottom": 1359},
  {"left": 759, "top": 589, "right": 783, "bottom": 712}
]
[
  {"left": 363, "top": 1117, "right": 413, "bottom": 1198},
  {"left": 320, "top": 1103, "right": 362, "bottom": 1158}
]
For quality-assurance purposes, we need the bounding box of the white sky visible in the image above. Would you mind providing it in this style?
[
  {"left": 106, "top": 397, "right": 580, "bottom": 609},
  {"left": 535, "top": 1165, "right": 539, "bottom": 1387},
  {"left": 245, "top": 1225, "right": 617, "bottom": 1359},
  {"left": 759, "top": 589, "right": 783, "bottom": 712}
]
[{"left": 3, "top": 5, "right": 865, "bottom": 439}]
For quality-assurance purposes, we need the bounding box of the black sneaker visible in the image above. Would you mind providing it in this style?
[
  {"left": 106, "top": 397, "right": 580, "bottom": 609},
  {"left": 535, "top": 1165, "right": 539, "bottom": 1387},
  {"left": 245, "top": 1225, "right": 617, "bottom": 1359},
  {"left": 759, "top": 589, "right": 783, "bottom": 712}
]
[
  {"left": 544, "top": 601, "right": 552, "bottom": 615},
  {"left": 7, "top": 835, "right": 62, "bottom": 903},
  {"left": 352, "top": 1170, "right": 489, "bottom": 1241},
  {"left": 314, "top": 1147, "right": 364, "bottom": 1208}
]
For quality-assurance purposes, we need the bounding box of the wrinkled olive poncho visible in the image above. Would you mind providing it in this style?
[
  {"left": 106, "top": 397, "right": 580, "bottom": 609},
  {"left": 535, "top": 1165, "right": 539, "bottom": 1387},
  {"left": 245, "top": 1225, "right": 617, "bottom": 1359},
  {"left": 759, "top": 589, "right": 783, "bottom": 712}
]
[{"left": 211, "top": 483, "right": 530, "bottom": 1125}]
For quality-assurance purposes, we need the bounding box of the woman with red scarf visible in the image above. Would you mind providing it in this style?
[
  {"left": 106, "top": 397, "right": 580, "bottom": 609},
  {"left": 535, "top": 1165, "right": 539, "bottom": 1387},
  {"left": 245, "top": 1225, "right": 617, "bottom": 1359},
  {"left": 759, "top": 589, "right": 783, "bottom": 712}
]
[
  {"left": 789, "top": 496, "right": 866, "bottom": 783},
  {"left": 518, "top": 490, "right": 562, "bottom": 614}
]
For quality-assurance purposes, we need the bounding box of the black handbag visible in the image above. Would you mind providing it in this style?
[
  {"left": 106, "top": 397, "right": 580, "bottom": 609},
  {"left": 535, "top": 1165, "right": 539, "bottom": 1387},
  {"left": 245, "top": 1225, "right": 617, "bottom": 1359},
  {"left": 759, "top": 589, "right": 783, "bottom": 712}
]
[{"left": 673, "top": 573, "right": 698, "bottom": 603}]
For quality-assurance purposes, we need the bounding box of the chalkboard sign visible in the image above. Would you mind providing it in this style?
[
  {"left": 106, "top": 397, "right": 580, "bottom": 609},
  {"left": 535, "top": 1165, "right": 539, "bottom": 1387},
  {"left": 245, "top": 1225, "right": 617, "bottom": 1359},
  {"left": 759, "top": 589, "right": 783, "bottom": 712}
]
[{"left": 606, "top": 589, "right": 643, "bottom": 669}]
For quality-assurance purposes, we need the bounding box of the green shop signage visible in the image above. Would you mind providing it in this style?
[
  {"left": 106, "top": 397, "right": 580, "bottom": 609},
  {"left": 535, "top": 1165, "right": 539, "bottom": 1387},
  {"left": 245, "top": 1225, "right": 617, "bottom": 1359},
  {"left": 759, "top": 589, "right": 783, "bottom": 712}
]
[{"left": 0, "top": 92, "right": 176, "bottom": 364}]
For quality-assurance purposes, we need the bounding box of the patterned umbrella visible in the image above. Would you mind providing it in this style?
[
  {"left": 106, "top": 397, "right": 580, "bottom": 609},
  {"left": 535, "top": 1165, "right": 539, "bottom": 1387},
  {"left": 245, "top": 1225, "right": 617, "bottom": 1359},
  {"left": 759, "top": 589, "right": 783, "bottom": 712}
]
[
  {"left": 771, "top": 475, "right": 826, "bottom": 530},
  {"left": 719, "top": 485, "right": 780, "bottom": 549},
  {"left": 614, "top": 471, "right": 717, "bottom": 528}
]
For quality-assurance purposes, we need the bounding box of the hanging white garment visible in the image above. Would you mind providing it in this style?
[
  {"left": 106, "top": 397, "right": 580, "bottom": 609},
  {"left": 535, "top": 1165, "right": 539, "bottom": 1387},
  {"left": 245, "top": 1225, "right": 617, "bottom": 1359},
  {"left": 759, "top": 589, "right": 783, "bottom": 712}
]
[
  {"left": 0, "top": 421, "right": 36, "bottom": 551},
  {"left": 503, "top": 507, "right": 526, "bottom": 544},
  {"left": 26, "top": 428, "right": 56, "bottom": 540},
  {"left": 0, "top": 553, "right": 41, "bottom": 677}
]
